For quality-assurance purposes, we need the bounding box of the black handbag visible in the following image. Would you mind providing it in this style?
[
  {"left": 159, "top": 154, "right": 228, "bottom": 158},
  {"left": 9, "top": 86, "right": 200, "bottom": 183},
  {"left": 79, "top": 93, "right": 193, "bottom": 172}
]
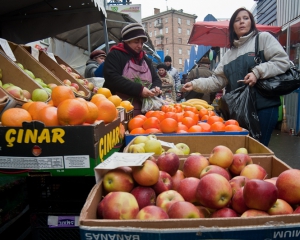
[{"left": 253, "top": 33, "right": 300, "bottom": 97}]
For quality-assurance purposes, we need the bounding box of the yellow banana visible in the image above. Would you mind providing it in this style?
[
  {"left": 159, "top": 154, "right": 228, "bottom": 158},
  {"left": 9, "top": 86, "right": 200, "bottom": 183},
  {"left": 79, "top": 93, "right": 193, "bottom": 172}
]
[
  {"left": 194, "top": 104, "right": 206, "bottom": 110},
  {"left": 186, "top": 98, "right": 208, "bottom": 104},
  {"left": 180, "top": 102, "right": 194, "bottom": 107}
]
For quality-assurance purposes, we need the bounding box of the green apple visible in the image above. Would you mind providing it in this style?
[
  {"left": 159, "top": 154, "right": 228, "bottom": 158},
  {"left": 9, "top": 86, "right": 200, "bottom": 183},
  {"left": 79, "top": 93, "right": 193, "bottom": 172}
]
[
  {"left": 32, "top": 88, "right": 49, "bottom": 102},
  {"left": 147, "top": 134, "right": 157, "bottom": 140},
  {"left": 133, "top": 136, "right": 149, "bottom": 144},
  {"left": 24, "top": 69, "right": 35, "bottom": 79},
  {"left": 17, "top": 63, "right": 25, "bottom": 70},
  {"left": 129, "top": 143, "right": 145, "bottom": 153},
  {"left": 167, "top": 148, "right": 184, "bottom": 155},
  {"left": 44, "top": 87, "right": 52, "bottom": 95},
  {"left": 0, "top": 80, "right": 2, "bottom": 87},
  {"left": 175, "top": 143, "right": 190, "bottom": 155},
  {"left": 2, "top": 83, "right": 14, "bottom": 89},
  {"left": 235, "top": 147, "right": 248, "bottom": 154},
  {"left": 144, "top": 139, "right": 162, "bottom": 155}
]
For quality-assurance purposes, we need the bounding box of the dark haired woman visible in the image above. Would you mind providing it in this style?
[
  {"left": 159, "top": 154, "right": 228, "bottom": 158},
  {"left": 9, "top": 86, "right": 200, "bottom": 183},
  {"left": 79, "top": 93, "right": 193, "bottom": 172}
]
[
  {"left": 182, "top": 8, "right": 290, "bottom": 146},
  {"left": 156, "top": 63, "right": 176, "bottom": 103}
]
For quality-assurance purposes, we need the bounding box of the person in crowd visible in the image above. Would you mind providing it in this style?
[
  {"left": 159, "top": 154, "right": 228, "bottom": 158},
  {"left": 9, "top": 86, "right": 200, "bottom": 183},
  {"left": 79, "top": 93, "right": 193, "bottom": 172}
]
[
  {"left": 181, "top": 7, "right": 290, "bottom": 146},
  {"left": 181, "top": 74, "right": 188, "bottom": 84},
  {"left": 84, "top": 50, "right": 106, "bottom": 78},
  {"left": 103, "top": 23, "right": 162, "bottom": 115},
  {"left": 164, "top": 55, "right": 182, "bottom": 101},
  {"left": 185, "top": 57, "right": 216, "bottom": 104},
  {"left": 156, "top": 63, "right": 176, "bottom": 103}
]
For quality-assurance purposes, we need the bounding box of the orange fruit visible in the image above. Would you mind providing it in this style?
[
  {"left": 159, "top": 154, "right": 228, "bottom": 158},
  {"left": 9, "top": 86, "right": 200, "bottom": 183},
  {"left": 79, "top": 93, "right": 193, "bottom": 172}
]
[
  {"left": 57, "top": 98, "right": 89, "bottom": 125},
  {"left": 51, "top": 85, "right": 75, "bottom": 107},
  {"left": 36, "top": 106, "right": 59, "bottom": 126},
  {"left": 47, "top": 99, "right": 54, "bottom": 106},
  {"left": 107, "top": 95, "right": 122, "bottom": 107},
  {"left": 181, "top": 116, "right": 197, "bottom": 129},
  {"left": 161, "top": 105, "right": 168, "bottom": 113},
  {"left": 184, "top": 106, "right": 198, "bottom": 114},
  {"left": 128, "top": 117, "right": 145, "bottom": 132},
  {"left": 207, "top": 110, "right": 216, "bottom": 116},
  {"left": 201, "top": 115, "right": 209, "bottom": 121},
  {"left": 22, "top": 101, "right": 34, "bottom": 111},
  {"left": 27, "top": 102, "right": 49, "bottom": 120},
  {"left": 207, "top": 115, "right": 224, "bottom": 125},
  {"left": 188, "top": 125, "right": 202, "bottom": 132},
  {"left": 197, "top": 122, "right": 212, "bottom": 132},
  {"left": 90, "top": 93, "right": 107, "bottom": 105},
  {"left": 1, "top": 108, "right": 32, "bottom": 127},
  {"left": 176, "top": 112, "right": 184, "bottom": 122},
  {"left": 145, "top": 110, "right": 154, "bottom": 118},
  {"left": 97, "top": 87, "right": 112, "bottom": 98},
  {"left": 150, "top": 111, "right": 165, "bottom": 122},
  {"left": 198, "top": 109, "right": 209, "bottom": 119},
  {"left": 130, "top": 127, "right": 146, "bottom": 134},
  {"left": 144, "top": 128, "right": 162, "bottom": 134},
  {"left": 160, "top": 118, "right": 178, "bottom": 133},
  {"left": 177, "top": 129, "right": 188, "bottom": 133},
  {"left": 135, "top": 114, "right": 147, "bottom": 121},
  {"left": 142, "top": 117, "right": 160, "bottom": 130},
  {"left": 225, "top": 124, "right": 242, "bottom": 132},
  {"left": 120, "top": 100, "right": 134, "bottom": 112},
  {"left": 225, "top": 119, "right": 239, "bottom": 126},
  {"left": 177, "top": 123, "right": 189, "bottom": 131},
  {"left": 164, "top": 112, "right": 178, "bottom": 121},
  {"left": 85, "top": 101, "right": 99, "bottom": 124},
  {"left": 95, "top": 99, "right": 117, "bottom": 123},
  {"left": 183, "top": 110, "right": 198, "bottom": 123},
  {"left": 211, "top": 121, "right": 226, "bottom": 132}
]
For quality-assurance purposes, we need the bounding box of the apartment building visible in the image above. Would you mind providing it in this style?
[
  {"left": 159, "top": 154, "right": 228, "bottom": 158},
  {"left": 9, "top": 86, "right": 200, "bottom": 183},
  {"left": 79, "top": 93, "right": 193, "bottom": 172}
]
[{"left": 142, "top": 8, "right": 197, "bottom": 72}]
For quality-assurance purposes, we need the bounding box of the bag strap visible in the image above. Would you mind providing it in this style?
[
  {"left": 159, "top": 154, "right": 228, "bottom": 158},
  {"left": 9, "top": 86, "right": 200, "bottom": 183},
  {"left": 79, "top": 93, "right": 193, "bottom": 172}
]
[{"left": 254, "top": 33, "right": 262, "bottom": 65}]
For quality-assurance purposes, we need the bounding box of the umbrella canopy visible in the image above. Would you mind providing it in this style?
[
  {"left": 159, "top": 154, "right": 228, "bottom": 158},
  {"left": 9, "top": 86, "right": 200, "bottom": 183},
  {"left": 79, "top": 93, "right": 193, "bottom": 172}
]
[
  {"left": 188, "top": 21, "right": 282, "bottom": 48},
  {"left": 188, "top": 45, "right": 197, "bottom": 71}
]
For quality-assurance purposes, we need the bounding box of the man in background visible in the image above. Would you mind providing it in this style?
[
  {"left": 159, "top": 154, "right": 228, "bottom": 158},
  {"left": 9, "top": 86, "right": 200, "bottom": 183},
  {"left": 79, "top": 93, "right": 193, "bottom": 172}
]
[
  {"left": 164, "top": 55, "right": 182, "bottom": 102},
  {"left": 185, "top": 57, "right": 216, "bottom": 104}
]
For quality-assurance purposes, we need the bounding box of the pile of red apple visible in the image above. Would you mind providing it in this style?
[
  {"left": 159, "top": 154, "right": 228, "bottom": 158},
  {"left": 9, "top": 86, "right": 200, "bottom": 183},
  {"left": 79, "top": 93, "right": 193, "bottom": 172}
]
[{"left": 97, "top": 146, "right": 300, "bottom": 220}]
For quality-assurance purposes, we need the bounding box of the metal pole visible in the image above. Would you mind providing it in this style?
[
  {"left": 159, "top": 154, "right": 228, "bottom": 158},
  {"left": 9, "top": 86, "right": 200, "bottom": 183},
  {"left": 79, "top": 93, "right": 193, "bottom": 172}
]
[
  {"left": 102, "top": 13, "right": 110, "bottom": 53},
  {"left": 87, "top": 25, "right": 91, "bottom": 55}
]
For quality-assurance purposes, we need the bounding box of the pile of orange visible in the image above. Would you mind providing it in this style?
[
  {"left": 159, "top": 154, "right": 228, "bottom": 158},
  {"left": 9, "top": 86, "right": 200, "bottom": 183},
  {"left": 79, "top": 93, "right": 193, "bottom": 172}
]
[
  {"left": 1, "top": 86, "right": 122, "bottom": 127},
  {"left": 128, "top": 104, "right": 243, "bottom": 135}
]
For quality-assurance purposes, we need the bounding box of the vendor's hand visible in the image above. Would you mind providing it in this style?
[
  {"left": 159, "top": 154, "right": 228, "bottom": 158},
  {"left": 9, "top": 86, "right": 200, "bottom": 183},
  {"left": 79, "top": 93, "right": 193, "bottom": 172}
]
[
  {"left": 181, "top": 82, "right": 193, "bottom": 92},
  {"left": 141, "top": 87, "right": 155, "bottom": 98},
  {"left": 150, "top": 87, "right": 162, "bottom": 96},
  {"left": 243, "top": 72, "right": 257, "bottom": 87}
]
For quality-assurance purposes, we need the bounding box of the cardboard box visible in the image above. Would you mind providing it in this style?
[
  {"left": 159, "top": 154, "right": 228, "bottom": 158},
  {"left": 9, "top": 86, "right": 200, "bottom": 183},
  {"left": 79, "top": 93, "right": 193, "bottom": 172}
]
[
  {"left": 79, "top": 156, "right": 300, "bottom": 240},
  {"left": 0, "top": 52, "right": 49, "bottom": 115},
  {"left": 22, "top": 47, "right": 91, "bottom": 100},
  {"left": 53, "top": 55, "right": 85, "bottom": 79},
  {"left": 0, "top": 118, "right": 124, "bottom": 177},
  {"left": 124, "top": 135, "right": 274, "bottom": 156},
  {"left": 0, "top": 41, "right": 63, "bottom": 89},
  {"left": 0, "top": 87, "right": 10, "bottom": 115}
]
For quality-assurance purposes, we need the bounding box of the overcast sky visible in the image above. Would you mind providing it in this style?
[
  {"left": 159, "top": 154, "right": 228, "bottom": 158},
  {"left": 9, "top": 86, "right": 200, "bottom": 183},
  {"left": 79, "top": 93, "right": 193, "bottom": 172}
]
[{"left": 131, "top": 0, "right": 256, "bottom": 21}]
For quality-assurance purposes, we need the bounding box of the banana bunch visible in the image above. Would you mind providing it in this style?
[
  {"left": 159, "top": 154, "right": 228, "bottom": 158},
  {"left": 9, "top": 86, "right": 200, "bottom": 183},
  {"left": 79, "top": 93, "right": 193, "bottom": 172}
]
[{"left": 181, "top": 98, "right": 214, "bottom": 111}]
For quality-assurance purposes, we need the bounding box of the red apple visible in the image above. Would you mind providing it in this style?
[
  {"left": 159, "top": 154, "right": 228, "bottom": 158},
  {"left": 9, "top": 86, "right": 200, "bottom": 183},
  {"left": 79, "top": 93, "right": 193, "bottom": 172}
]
[
  {"left": 171, "top": 170, "right": 185, "bottom": 191},
  {"left": 156, "top": 152, "right": 180, "bottom": 176},
  {"left": 176, "top": 177, "right": 200, "bottom": 203},
  {"left": 101, "top": 192, "right": 139, "bottom": 219},
  {"left": 132, "top": 160, "right": 160, "bottom": 186},
  {"left": 152, "top": 171, "right": 173, "bottom": 195},
  {"left": 196, "top": 206, "right": 211, "bottom": 218},
  {"left": 276, "top": 169, "right": 300, "bottom": 205},
  {"left": 136, "top": 205, "right": 169, "bottom": 219},
  {"left": 167, "top": 201, "right": 204, "bottom": 219},
  {"left": 6, "top": 85, "right": 24, "bottom": 100},
  {"left": 182, "top": 155, "right": 209, "bottom": 178},
  {"left": 147, "top": 155, "right": 157, "bottom": 164},
  {"left": 131, "top": 186, "right": 156, "bottom": 210},
  {"left": 240, "top": 164, "right": 267, "bottom": 180},
  {"left": 293, "top": 206, "right": 300, "bottom": 214},
  {"left": 229, "top": 176, "right": 249, "bottom": 195},
  {"left": 264, "top": 177, "right": 278, "bottom": 185},
  {"left": 196, "top": 173, "right": 232, "bottom": 209},
  {"left": 231, "top": 187, "right": 249, "bottom": 214},
  {"left": 200, "top": 165, "right": 231, "bottom": 181},
  {"left": 241, "top": 209, "right": 269, "bottom": 217},
  {"left": 63, "top": 79, "right": 72, "bottom": 86},
  {"left": 103, "top": 168, "right": 134, "bottom": 193},
  {"left": 243, "top": 179, "right": 278, "bottom": 211},
  {"left": 47, "top": 83, "right": 58, "bottom": 90},
  {"left": 268, "top": 199, "right": 294, "bottom": 215},
  {"left": 208, "top": 145, "right": 233, "bottom": 168},
  {"left": 71, "top": 82, "right": 80, "bottom": 91},
  {"left": 228, "top": 153, "right": 253, "bottom": 176},
  {"left": 96, "top": 199, "right": 105, "bottom": 219},
  {"left": 22, "top": 89, "right": 31, "bottom": 100},
  {"left": 211, "top": 207, "right": 239, "bottom": 218},
  {"left": 77, "top": 90, "right": 86, "bottom": 96},
  {"left": 156, "top": 190, "right": 185, "bottom": 212}
]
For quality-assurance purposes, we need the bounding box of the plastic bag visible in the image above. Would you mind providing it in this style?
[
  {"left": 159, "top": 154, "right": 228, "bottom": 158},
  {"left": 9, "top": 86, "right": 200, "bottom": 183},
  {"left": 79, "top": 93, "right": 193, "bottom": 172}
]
[
  {"left": 141, "top": 96, "right": 166, "bottom": 114},
  {"left": 218, "top": 85, "right": 261, "bottom": 140}
]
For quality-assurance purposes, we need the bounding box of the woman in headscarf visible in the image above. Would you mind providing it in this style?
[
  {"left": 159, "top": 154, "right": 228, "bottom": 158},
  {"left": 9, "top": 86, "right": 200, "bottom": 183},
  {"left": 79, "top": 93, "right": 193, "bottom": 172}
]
[{"left": 103, "top": 23, "right": 162, "bottom": 115}]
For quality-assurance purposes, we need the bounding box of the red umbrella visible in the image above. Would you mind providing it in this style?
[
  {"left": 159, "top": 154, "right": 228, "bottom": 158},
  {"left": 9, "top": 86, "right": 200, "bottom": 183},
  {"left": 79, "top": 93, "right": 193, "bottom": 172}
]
[{"left": 188, "top": 21, "right": 282, "bottom": 48}]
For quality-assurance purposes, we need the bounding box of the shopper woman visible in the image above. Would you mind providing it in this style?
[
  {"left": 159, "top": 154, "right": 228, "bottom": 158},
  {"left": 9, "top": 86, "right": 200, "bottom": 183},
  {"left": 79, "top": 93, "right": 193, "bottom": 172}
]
[
  {"left": 156, "top": 63, "right": 176, "bottom": 103},
  {"left": 181, "top": 8, "right": 290, "bottom": 146},
  {"left": 103, "top": 23, "right": 162, "bottom": 115}
]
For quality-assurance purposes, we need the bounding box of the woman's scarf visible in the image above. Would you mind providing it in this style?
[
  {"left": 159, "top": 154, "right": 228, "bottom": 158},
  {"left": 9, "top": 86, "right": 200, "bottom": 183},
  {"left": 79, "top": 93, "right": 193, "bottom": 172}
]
[{"left": 110, "top": 42, "right": 145, "bottom": 65}]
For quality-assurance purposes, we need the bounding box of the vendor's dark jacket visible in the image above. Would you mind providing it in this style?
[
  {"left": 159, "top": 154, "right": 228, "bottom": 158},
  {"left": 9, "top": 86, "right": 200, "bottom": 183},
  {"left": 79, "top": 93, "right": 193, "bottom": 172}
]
[{"left": 103, "top": 46, "right": 161, "bottom": 98}]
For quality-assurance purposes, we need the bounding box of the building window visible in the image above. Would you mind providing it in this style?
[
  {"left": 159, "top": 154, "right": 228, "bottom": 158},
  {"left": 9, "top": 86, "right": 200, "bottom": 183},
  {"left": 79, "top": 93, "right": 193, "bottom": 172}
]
[
  {"left": 149, "top": 32, "right": 152, "bottom": 37},
  {"left": 187, "top": 49, "right": 190, "bottom": 55},
  {"left": 154, "top": 30, "right": 157, "bottom": 36},
  {"left": 149, "top": 22, "right": 152, "bottom": 28},
  {"left": 166, "top": 49, "right": 169, "bottom": 56},
  {"left": 178, "top": 18, "right": 181, "bottom": 24},
  {"left": 187, "top": 29, "right": 190, "bottom": 35},
  {"left": 165, "top": 38, "right": 168, "bottom": 44},
  {"left": 160, "top": 29, "right": 163, "bottom": 34},
  {"left": 178, "top": 38, "right": 182, "bottom": 44},
  {"left": 179, "top": 58, "right": 182, "bottom": 64},
  {"left": 155, "top": 18, "right": 162, "bottom": 26},
  {"left": 178, "top": 28, "right": 181, "bottom": 34},
  {"left": 187, "top": 19, "right": 190, "bottom": 25},
  {"left": 165, "top": 17, "right": 168, "bottom": 23},
  {"left": 179, "top": 48, "right": 182, "bottom": 54},
  {"left": 165, "top": 27, "right": 168, "bottom": 33}
]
